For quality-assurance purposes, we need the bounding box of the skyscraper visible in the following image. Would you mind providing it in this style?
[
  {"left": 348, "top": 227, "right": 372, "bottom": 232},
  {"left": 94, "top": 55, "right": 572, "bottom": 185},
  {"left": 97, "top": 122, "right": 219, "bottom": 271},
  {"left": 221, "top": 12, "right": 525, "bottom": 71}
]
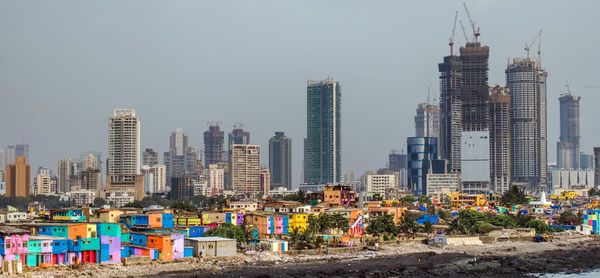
[
  {"left": 57, "top": 158, "right": 73, "bottom": 193},
  {"left": 557, "top": 88, "right": 581, "bottom": 170},
  {"left": 269, "top": 132, "right": 292, "bottom": 189},
  {"left": 506, "top": 56, "right": 548, "bottom": 187},
  {"left": 230, "top": 144, "right": 261, "bottom": 195},
  {"left": 407, "top": 137, "right": 438, "bottom": 195},
  {"left": 388, "top": 150, "right": 408, "bottom": 189},
  {"left": 489, "top": 85, "right": 511, "bottom": 193},
  {"left": 594, "top": 147, "right": 600, "bottom": 188},
  {"left": 143, "top": 148, "right": 159, "bottom": 167},
  {"left": 460, "top": 42, "right": 490, "bottom": 132},
  {"left": 228, "top": 125, "right": 250, "bottom": 147},
  {"left": 164, "top": 129, "right": 200, "bottom": 187},
  {"left": 6, "top": 156, "right": 30, "bottom": 197},
  {"left": 415, "top": 101, "right": 440, "bottom": 139},
  {"left": 107, "top": 109, "right": 143, "bottom": 200},
  {"left": 306, "top": 78, "right": 342, "bottom": 184},
  {"left": 204, "top": 124, "right": 225, "bottom": 167},
  {"left": 438, "top": 53, "right": 463, "bottom": 173}
]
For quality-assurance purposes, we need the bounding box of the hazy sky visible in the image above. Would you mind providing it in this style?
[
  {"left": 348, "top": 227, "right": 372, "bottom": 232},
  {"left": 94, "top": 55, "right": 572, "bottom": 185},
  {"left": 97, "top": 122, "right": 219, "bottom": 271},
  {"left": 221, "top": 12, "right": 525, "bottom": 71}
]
[{"left": 1, "top": 0, "right": 599, "bottom": 186}]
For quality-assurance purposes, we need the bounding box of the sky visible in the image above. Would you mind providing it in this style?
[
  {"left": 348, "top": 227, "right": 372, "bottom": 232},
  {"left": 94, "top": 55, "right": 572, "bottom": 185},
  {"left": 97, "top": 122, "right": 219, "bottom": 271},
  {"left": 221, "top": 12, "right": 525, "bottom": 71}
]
[{"left": 1, "top": 0, "right": 599, "bottom": 187}]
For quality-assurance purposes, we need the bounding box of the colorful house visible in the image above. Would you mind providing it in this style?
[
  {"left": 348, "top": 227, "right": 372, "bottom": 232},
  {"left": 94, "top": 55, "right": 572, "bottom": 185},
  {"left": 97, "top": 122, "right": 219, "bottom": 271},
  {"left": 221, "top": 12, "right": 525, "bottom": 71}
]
[
  {"left": 50, "top": 208, "right": 90, "bottom": 222},
  {"left": 97, "top": 223, "right": 121, "bottom": 264},
  {"left": 244, "top": 213, "right": 289, "bottom": 238},
  {"left": 583, "top": 209, "right": 600, "bottom": 234},
  {"left": 0, "top": 226, "right": 30, "bottom": 267},
  {"left": 287, "top": 213, "right": 308, "bottom": 233}
]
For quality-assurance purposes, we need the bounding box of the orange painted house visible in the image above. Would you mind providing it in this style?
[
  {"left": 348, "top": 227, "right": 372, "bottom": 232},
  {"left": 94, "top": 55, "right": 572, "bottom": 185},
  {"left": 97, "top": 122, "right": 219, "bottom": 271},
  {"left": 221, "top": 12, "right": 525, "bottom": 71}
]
[
  {"left": 146, "top": 234, "right": 173, "bottom": 261},
  {"left": 67, "top": 224, "right": 89, "bottom": 240}
]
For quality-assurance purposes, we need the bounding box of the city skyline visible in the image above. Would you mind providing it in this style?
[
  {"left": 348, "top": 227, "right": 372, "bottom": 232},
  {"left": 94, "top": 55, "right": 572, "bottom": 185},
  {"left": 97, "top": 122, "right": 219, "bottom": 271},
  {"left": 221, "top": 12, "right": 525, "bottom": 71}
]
[{"left": 1, "top": 1, "right": 599, "bottom": 187}]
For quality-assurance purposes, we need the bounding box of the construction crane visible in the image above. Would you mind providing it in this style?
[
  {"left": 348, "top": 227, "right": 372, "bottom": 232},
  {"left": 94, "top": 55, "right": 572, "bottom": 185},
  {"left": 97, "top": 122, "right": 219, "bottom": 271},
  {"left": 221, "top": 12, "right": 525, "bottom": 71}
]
[
  {"left": 459, "top": 20, "right": 469, "bottom": 45},
  {"left": 463, "top": 3, "right": 480, "bottom": 43},
  {"left": 448, "top": 11, "right": 458, "bottom": 55},
  {"left": 525, "top": 30, "right": 542, "bottom": 59}
]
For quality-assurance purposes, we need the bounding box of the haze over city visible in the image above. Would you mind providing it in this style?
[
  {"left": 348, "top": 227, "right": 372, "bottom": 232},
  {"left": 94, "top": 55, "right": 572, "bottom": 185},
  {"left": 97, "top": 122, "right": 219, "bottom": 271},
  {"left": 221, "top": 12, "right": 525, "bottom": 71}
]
[{"left": 1, "top": 0, "right": 599, "bottom": 186}]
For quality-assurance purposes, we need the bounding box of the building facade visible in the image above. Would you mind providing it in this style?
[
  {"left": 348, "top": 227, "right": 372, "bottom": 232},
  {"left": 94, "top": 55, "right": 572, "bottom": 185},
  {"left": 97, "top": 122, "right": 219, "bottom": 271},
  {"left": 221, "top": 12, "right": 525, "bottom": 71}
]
[
  {"left": 438, "top": 55, "right": 463, "bottom": 173},
  {"left": 305, "top": 78, "right": 342, "bottom": 184},
  {"left": 548, "top": 169, "right": 594, "bottom": 190},
  {"left": 580, "top": 152, "right": 594, "bottom": 170},
  {"left": 206, "top": 164, "right": 224, "bottom": 197},
  {"left": 557, "top": 90, "right": 581, "bottom": 170},
  {"left": 426, "top": 173, "right": 460, "bottom": 196},
  {"left": 34, "top": 167, "right": 53, "bottom": 196},
  {"left": 143, "top": 148, "right": 159, "bottom": 167},
  {"left": 460, "top": 42, "right": 490, "bottom": 132},
  {"left": 364, "top": 174, "right": 398, "bottom": 198},
  {"left": 230, "top": 144, "right": 261, "bottom": 195},
  {"left": 6, "top": 156, "right": 30, "bottom": 197},
  {"left": 506, "top": 57, "right": 548, "bottom": 187},
  {"left": 415, "top": 101, "right": 440, "bottom": 139},
  {"left": 407, "top": 137, "right": 438, "bottom": 195},
  {"left": 57, "top": 158, "right": 73, "bottom": 193},
  {"left": 489, "top": 86, "right": 511, "bottom": 193},
  {"left": 107, "top": 109, "right": 141, "bottom": 184},
  {"left": 461, "top": 131, "right": 490, "bottom": 194},
  {"left": 594, "top": 147, "right": 600, "bottom": 187},
  {"left": 269, "top": 132, "right": 292, "bottom": 189},
  {"left": 204, "top": 124, "right": 225, "bottom": 167}
]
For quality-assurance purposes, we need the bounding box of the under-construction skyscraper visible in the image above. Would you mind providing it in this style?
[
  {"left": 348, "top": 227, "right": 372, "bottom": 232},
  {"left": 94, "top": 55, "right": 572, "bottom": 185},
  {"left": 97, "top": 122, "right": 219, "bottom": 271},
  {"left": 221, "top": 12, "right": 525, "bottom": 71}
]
[
  {"left": 506, "top": 57, "right": 548, "bottom": 186},
  {"left": 557, "top": 87, "right": 581, "bottom": 170}
]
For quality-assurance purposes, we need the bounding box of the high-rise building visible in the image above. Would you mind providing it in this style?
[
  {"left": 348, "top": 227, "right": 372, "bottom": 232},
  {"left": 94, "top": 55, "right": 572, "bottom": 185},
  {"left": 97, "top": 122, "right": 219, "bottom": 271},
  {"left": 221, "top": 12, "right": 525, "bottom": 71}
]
[
  {"left": 506, "top": 57, "right": 548, "bottom": 187},
  {"left": 260, "top": 167, "right": 270, "bottom": 198},
  {"left": 143, "top": 148, "right": 159, "bottom": 167},
  {"left": 228, "top": 125, "right": 250, "bottom": 147},
  {"left": 151, "top": 165, "right": 166, "bottom": 193},
  {"left": 438, "top": 54, "right": 463, "bottom": 173},
  {"left": 34, "top": 167, "right": 52, "bottom": 195},
  {"left": 580, "top": 152, "right": 595, "bottom": 170},
  {"left": 388, "top": 150, "right": 408, "bottom": 189},
  {"left": 407, "top": 137, "right": 438, "bottom": 195},
  {"left": 460, "top": 42, "right": 490, "bottom": 132},
  {"left": 5, "top": 144, "right": 29, "bottom": 165},
  {"left": 6, "top": 156, "right": 30, "bottom": 197},
  {"left": 0, "top": 150, "right": 4, "bottom": 171},
  {"left": 164, "top": 129, "right": 201, "bottom": 187},
  {"left": 206, "top": 164, "right": 224, "bottom": 197},
  {"left": 170, "top": 176, "right": 195, "bottom": 199},
  {"left": 204, "top": 124, "right": 225, "bottom": 167},
  {"left": 230, "top": 144, "right": 261, "bottom": 195},
  {"left": 269, "top": 132, "right": 292, "bottom": 189},
  {"left": 364, "top": 173, "right": 398, "bottom": 198},
  {"left": 415, "top": 101, "right": 440, "bottom": 139},
  {"left": 306, "top": 78, "right": 342, "bottom": 184},
  {"left": 594, "top": 147, "right": 600, "bottom": 187},
  {"left": 107, "top": 109, "right": 143, "bottom": 200},
  {"left": 489, "top": 86, "right": 511, "bottom": 193},
  {"left": 557, "top": 88, "right": 581, "bottom": 170},
  {"left": 79, "top": 152, "right": 102, "bottom": 191},
  {"left": 461, "top": 131, "right": 490, "bottom": 194},
  {"left": 57, "top": 158, "right": 73, "bottom": 193}
]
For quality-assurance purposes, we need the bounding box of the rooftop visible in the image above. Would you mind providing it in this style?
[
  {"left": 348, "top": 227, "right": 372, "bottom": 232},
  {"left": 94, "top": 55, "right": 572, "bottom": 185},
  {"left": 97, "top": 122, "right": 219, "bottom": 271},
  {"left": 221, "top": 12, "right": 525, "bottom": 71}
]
[{"left": 185, "top": 236, "right": 235, "bottom": 242}]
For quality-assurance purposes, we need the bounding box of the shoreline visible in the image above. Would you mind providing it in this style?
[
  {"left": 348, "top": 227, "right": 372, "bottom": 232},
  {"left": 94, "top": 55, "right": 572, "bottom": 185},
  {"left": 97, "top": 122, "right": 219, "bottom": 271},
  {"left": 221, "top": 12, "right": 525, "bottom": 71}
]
[{"left": 19, "top": 235, "right": 600, "bottom": 277}]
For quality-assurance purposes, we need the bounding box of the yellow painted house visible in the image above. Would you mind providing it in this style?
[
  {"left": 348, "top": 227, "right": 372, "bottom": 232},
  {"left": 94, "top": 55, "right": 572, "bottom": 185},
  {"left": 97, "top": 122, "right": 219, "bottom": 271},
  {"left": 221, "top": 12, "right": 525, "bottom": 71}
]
[{"left": 287, "top": 213, "right": 309, "bottom": 233}]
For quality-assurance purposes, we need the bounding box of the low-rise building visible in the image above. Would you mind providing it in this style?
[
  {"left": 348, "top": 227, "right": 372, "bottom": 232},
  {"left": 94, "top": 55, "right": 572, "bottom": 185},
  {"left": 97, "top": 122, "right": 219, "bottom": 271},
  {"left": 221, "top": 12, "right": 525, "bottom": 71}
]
[
  {"left": 426, "top": 173, "right": 460, "bottom": 196},
  {"left": 184, "top": 236, "right": 236, "bottom": 257}
]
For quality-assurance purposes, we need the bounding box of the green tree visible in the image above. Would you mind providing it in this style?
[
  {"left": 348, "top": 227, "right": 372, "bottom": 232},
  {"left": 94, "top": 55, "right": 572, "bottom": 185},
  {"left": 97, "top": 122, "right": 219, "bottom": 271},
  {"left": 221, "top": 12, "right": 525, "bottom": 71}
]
[
  {"left": 500, "top": 186, "right": 528, "bottom": 206},
  {"left": 172, "top": 201, "right": 195, "bottom": 211},
  {"left": 525, "top": 219, "right": 551, "bottom": 234},
  {"left": 438, "top": 209, "right": 452, "bottom": 223},
  {"left": 366, "top": 213, "right": 397, "bottom": 235},
  {"left": 205, "top": 223, "right": 248, "bottom": 243},
  {"left": 559, "top": 211, "right": 578, "bottom": 225},
  {"left": 123, "top": 200, "right": 143, "bottom": 208},
  {"left": 398, "top": 212, "right": 419, "bottom": 235},
  {"left": 487, "top": 213, "right": 517, "bottom": 228}
]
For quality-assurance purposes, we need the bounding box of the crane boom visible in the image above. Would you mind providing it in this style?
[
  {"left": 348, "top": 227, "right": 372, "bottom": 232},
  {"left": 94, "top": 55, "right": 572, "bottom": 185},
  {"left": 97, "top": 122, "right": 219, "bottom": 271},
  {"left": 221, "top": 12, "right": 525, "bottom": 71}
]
[
  {"left": 525, "top": 30, "right": 542, "bottom": 59},
  {"left": 463, "top": 3, "right": 480, "bottom": 42},
  {"left": 459, "top": 20, "right": 469, "bottom": 44},
  {"left": 449, "top": 11, "right": 458, "bottom": 55}
]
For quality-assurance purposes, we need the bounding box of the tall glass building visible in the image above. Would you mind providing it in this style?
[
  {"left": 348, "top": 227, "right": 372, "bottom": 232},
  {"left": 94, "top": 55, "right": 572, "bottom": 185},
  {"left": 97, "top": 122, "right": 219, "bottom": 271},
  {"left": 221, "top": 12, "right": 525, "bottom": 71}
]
[
  {"left": 305, "top": 78, "right": 341, "bottom": 185},
  {"left": 407, "top": 137, "right": 438, "bottom": 195}
]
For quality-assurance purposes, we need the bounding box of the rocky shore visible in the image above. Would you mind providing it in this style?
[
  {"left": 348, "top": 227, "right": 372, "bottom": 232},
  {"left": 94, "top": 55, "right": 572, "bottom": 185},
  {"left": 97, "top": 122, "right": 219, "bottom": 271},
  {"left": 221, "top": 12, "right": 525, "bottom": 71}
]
[{"left": 18, "top": 235, "right": 600, "bottom": 278}]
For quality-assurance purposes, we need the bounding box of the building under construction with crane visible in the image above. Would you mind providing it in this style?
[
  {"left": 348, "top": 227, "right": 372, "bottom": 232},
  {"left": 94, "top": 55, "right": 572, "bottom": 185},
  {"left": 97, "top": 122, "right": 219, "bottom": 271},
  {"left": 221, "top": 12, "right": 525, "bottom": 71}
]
[
  {"left": 506, "top": 31, "right": 548, "bottom": 189},
  {"left": 438, "top": 5, "right": 491, "bottom": 193}
]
